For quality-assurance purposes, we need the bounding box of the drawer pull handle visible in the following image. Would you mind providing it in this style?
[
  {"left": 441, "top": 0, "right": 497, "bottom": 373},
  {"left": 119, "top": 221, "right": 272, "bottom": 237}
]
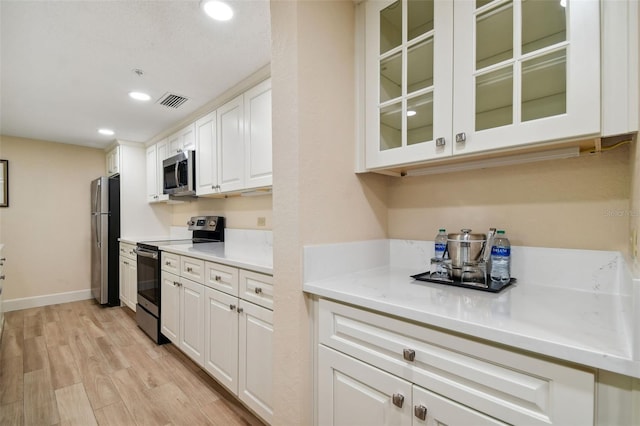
[
  {"left": 215, "top": 275, "right": 222, "bottom": 282},
  {"left": 392, "top": 393, "right": 404, "bottom": 408},
  {"left": 165, "top": 261, "right": 171, "bottom": 266},
  {"left": 174, "top": 281, "right": 181, "bottom": 287},
  {"left": 0, "top": 275, "right": 5, "bottom": 280},
  {"left": 254, "top": 287, "right": 262, "bottom": 295},
  {"left": 229, "top": 304, "right": 236, "bottom": 311},
  {"left": 186, "top": 267, "right": 193, "bottom": 272},
  {"left": 414, "top": 405, "right": 428, "bottom": 421},
  {"left": 403, "top": 349, "right": 416, "bottom": 362}
]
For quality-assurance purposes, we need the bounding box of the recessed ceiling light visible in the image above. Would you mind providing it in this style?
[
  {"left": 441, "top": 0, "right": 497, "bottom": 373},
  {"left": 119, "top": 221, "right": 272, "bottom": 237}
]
[
  {"left": 129, "top": 91, "right": 151, "bottom": 101},
  {"left": 98, "top": 129, "right": 115, "bottom": 136},
  {"left": 407, "top": 110, "right": 417, "bottom": 117},
  {"left": 202, "top": 0, "right": 233, "bottom": 21}
]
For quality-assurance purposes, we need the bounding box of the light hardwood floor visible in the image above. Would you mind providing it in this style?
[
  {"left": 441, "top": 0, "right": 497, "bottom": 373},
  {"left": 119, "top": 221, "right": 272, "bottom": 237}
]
[{"left": 0, "top": 299, "right": 265, "bottom": 426}]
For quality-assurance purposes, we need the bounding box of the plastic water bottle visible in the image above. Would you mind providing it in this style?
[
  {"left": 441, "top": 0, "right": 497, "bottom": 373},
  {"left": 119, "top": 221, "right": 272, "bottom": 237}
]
[
  {"left": 490, "top": 230, "right": 511, "bottom": 284},
  {"left": 434, "top": 229, "right": 447, "bottom": 276},
  {"left": 434, "top": 229, "right": 447, "bottom": 259}
]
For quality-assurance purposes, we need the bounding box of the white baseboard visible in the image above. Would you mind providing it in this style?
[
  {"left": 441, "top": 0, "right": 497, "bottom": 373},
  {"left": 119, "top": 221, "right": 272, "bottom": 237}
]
[{"left": 3, "top": 289, "right": 94, "bottom": 312}]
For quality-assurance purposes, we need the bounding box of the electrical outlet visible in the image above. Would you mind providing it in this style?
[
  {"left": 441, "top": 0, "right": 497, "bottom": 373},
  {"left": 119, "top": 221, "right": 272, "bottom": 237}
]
[{"left": 257, "top": 217, "right": 266, "bottom": 227}]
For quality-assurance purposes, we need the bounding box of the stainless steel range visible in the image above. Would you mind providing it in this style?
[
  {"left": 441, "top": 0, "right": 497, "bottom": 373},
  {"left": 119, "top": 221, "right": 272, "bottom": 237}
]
[{"left": 134, "top": 216, "right": 225, "bottom": 343}]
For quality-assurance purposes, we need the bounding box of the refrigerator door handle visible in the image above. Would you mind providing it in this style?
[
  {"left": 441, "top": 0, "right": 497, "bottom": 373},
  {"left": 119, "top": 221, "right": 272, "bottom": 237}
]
[
  {"left": 93, "top": 179, "right": 101, "bottom": 213},
  {"left": 94, "top": 214, "right": 101, "bottom": 248}
]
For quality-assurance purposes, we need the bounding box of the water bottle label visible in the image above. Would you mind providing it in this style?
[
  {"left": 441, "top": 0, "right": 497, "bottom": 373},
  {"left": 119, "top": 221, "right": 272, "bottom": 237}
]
[
  {"left": 491, "top": 246, "right": 510, "bottom": 257},
  {"left": 435, "top": 243, "right": 446, "bottom": 252}
]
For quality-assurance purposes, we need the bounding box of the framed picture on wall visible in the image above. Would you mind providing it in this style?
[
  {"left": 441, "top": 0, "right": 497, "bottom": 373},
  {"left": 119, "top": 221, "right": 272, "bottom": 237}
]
[{"left": 0, "top": 159, "right": 8, "bottom": 207}]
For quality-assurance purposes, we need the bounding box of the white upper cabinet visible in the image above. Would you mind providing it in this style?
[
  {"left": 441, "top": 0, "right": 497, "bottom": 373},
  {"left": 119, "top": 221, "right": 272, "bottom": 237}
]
[
  {"left": 452, "top": 0, "right": 600, "bottom": 156},
  {"left": 146, "top": 140, "right": 169, "bottom": 203},
  {"left": 243, "top": 78, "right": 273, "bottom": 189},
  {"left": 195, "top": 111, "right": 219, "bottom": 196},
  {"left": 365, "top": 0, "right": 454, "bottom": 169},
  {"left": 362, "top": 0, "right": 602, "bottom": 170},
  {"left": 217, "top": 94, "right": 246, "bottom": 193},
  {"left": 106, "top": 145, "right": 120, "bottom": 176},
  {"left": 168, "top": 123, "right": 196, "bottom": 156}
]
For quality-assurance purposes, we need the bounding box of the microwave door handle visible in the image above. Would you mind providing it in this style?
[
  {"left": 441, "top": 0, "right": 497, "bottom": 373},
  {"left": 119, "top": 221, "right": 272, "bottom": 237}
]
[{"left": 175, "top": 164, "right": 179, "bottom": 189}]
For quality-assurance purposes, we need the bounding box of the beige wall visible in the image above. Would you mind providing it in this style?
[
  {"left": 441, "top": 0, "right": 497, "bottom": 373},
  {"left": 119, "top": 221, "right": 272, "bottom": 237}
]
[
  {"left": 270, "top": 1, "right": 387, "bottom": 424},
  {"left": 0, "top": 135, "right": 105, "bottom": 300},
  {"left": 388, "top": 145, "right": 631, "bottom": 251},
  {"left": 171, "top": 195, "right": 273, "bottom": 230}
]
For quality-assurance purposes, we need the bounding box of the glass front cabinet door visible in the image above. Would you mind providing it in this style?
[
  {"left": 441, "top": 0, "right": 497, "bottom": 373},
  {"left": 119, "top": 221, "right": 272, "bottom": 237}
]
[
  {"left": 363, "top": 0, "right": 600, "bottom": 169},
  {"left": 365, "top": 0, "right": 454, "bottom": 169},
  {"left": 452, "top": 0, "right": 600, "bottom": 156}
]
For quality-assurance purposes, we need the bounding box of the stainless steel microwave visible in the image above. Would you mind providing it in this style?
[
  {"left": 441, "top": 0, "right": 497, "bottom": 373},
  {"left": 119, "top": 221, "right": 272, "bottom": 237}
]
[{"left": 163, "top": 150, "right": 196, "bottom": 197}]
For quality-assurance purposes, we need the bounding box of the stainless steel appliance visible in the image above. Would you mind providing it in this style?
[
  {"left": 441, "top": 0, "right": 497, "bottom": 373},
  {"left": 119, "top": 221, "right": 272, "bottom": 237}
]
[
  {"left": 90, "top": 176, "right": 120, "bottom": 305},
  {"left": 134, "top": 216, "right": 225, "bottom": 343},
  {"left": 163, "top": 150, "right": 196, "bottom": 197}
]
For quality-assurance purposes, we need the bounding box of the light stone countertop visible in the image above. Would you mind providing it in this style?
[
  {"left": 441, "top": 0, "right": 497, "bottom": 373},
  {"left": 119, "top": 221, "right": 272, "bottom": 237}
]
[
  {"left": 158, "top": 242, "right": 272, "bottom": 275},
  {"left": 303, "top": 239, "right": 638, "bottom": 378},
  {"left": 119, "top": 229, "right": 273, "bottom": 275}
]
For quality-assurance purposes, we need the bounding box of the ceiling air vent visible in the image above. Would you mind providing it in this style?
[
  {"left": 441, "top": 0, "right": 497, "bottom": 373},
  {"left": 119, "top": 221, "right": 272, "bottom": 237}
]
[{"left": 157, "top": 93, "right": 189, "bottom": 109}]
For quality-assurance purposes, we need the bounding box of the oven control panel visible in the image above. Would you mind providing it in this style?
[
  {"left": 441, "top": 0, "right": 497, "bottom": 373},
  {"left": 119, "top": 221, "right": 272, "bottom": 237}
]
[{"left": 187, "top": 215, "right": 224, "bottom": 232}]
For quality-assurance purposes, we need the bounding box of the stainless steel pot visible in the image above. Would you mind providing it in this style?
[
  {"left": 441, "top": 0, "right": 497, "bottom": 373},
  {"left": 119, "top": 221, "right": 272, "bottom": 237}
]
[{"left": 447, "top": 229, "right": 486, "bottom": 278}]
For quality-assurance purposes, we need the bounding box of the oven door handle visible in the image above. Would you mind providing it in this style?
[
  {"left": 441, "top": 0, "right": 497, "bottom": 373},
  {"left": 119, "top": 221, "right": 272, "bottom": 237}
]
[{"left": 133, "top": 247, "right": 158, "bottom": 260}]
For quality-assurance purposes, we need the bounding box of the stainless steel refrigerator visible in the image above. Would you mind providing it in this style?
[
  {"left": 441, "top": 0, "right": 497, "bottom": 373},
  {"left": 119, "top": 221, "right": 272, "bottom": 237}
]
[{"left": 90, "top": 175, "right": 120, "bottom": 305}]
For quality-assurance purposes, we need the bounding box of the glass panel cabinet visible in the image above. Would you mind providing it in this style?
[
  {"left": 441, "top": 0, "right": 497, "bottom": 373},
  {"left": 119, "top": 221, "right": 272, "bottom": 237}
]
[
  {"left": 365, "top": 0, "right": 454, "bottom": 169},
  {"left": 363, "top": 0, "right": 601, "bottom": 170}
]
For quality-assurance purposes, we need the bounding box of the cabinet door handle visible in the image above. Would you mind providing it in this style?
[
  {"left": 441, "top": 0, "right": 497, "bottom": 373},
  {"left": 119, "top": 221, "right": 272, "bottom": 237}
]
[
  {"left": 173, "top": 281, "right": 181, "bottom": 287},
  {"left": 254, "top": 287, "right": 262, "bottom": 295},
  {"left": 0, "top": 275, "right": 5, "bottom": 280},
  {"left": 414, "top": 405, "right": 428, "bottom": 421},
  {"left": 403, "top": 348, "right": 416, "bottom": 362},
  {"left": 455, "top": 132, "right": 466, "bottom": 143},
  {"left": 435, "top": 137, "right": 446, "bottom": 147},
  {"left": 229, "top": 304, "right": 236, "bottom": 311},
  {"left": 237, "top": 307, "right": 244, "bottom": 314},
  {"left": 392, "top": 393, "right": 405, "bottom": 408}
]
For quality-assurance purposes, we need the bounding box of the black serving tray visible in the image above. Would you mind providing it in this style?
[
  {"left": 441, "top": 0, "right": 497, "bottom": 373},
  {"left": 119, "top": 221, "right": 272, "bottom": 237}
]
[{"left": 411, "top": 272, "right": 516, "bottom": 293}]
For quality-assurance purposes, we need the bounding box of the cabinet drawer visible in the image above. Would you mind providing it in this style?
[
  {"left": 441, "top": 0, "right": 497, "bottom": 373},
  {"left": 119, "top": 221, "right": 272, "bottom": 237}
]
[
  {"left": 181, "top": 256, "right": 204, "bottom": 284},
  {"left": 318, "top": 299, "right": 594, "bottom": 426},
  {"left": 162, "top": 252, "right": 180, "bottom": 274},
  {"left": 204, "top": 262, "right": 239, "bottom": 296},
  {"left": 119, "top": 243, "right": 137, "bottom": 261},
  {"left": 239, "top": 270, "right": 273, "bottom": 310}
]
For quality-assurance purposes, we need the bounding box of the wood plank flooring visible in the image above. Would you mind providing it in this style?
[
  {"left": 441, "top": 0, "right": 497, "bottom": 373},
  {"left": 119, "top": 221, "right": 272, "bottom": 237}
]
[{"left": 0, "top": 300, "right": 265, "bottom": 426}]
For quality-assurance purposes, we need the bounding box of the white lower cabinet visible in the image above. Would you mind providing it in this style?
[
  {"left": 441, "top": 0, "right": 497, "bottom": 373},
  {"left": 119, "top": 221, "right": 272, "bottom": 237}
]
[
  {"left": 161, "top": 270, "right": 205, "bottom": 367},
  {"left": 204, "top": 287, "right": 239, "bottom": 392},
  {"left": 317, "top": 299, "right": 595, "bottom": 426},
  {"left": 161, "top": 272, "right": 180, "bottom": 343},
  {"left": 179, "top": 277, "right": 205, "bottom": 365},
  {"left": 163, "top": 253, "right": 274, "bottom": 424},
  {"left": 238, "top": 299, "right": 273, "bottom": 423},
  {"left": 319, "top": 345, "right": 505, "bottom": 426},
  {"left": 118, "top": 243, "right": 137, "bottom": 311}
]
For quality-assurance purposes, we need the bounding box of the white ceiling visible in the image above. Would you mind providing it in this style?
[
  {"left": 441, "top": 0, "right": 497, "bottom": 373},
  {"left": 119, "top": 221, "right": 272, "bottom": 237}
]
[{"left": 0, "top": 0, "right": 271, "bottom": 149}]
